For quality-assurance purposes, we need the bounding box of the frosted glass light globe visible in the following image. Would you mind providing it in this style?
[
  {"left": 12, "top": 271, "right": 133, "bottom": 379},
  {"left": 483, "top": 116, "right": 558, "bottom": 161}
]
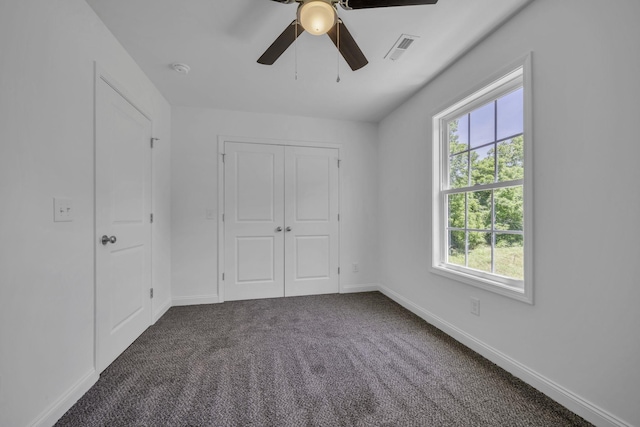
[{"left": 298, "top": 1, "right": 336, "bottom": 36}]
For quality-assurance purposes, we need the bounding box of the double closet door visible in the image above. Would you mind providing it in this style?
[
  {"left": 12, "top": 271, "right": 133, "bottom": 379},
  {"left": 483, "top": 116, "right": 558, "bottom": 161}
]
[{"left": 223, "top": 142, "right": 339, "bottom": 301}]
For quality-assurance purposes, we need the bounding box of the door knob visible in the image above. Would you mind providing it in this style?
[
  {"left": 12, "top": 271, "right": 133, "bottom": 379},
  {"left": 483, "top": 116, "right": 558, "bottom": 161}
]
[
  {"left": 101, "top": 235, "right": 117, "bottom": 245},
  {"left": 275, "top": 226, "right": 283, "bottom": 232},
  {"left": 285, "top": 226, "right": 292, "bottom": 232}
]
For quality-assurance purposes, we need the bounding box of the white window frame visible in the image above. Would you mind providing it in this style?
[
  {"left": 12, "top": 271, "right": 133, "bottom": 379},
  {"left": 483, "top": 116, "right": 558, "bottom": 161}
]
[{"left": 431, "top": 53, "right": 533, "bottom": 304}]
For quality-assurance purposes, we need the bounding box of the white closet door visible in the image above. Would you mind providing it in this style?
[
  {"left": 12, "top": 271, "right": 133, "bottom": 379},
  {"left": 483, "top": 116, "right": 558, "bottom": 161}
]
[
  {"left": 284, "top": 146, "right": 339, "bottom": 297},
  {"left": 95, "top": 77, "right": 152, "bottom": 373},
  {"left": 224, "top": 142, "right": 285, "bottom": 301}
]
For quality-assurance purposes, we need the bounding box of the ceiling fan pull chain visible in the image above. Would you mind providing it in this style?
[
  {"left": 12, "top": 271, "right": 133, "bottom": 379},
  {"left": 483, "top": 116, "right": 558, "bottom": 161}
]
[
  {"left": 336, "top": 19, "right": 341, "bottom": 83},
  {"left": 295, "top": 20, "right": 299, "bottom": 80}
]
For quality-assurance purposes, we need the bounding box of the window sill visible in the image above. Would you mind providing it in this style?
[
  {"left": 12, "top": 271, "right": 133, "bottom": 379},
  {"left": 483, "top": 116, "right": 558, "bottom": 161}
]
[{"left": 431, "top": 264, "right": 533, "bottom": 304}]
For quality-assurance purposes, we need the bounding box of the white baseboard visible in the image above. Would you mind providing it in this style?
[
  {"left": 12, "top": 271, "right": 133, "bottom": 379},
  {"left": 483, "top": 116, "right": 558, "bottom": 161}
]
[
  {"left": 152, "top": 298, "right": 172, "bottom": 324},
  {"left": 30, "top": 368, "right": 98, "bottom": 427},
  {"left": 377, "top": 284, "right": 631, "bottom": 427},
  {"left": 340, "top": 283, "right": 380, "bottom": 294},
  {"left": 172, "top": 294, "right": 220, "bottom": 307}
]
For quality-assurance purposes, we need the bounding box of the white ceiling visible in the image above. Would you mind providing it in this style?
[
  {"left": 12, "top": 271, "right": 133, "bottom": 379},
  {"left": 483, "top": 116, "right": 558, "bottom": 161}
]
[{"left": 85, "top": 0, "right": 531, "bottom": 122}]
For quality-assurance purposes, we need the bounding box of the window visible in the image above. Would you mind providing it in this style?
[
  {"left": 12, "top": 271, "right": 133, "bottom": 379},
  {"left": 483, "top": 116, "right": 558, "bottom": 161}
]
[{"left": 432, "top": 55, "right": 532, "bottom": 303}]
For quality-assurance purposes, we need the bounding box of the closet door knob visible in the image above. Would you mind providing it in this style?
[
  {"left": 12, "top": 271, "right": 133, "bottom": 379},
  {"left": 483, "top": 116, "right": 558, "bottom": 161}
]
[
  {"left": 101, "top": 235, "right": 117, "bottom": 245},
  {"left": 285, "top": 226, "right": 292, "bottom": 232},
  {"left": 276, "top": 226, "right": 283, "bottom": 232}
]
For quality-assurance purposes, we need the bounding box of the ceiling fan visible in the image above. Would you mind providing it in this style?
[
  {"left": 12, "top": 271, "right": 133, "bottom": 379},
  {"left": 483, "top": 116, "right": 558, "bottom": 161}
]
[{"left": 257, "top": 0, "right": 438, "bottom": 71}]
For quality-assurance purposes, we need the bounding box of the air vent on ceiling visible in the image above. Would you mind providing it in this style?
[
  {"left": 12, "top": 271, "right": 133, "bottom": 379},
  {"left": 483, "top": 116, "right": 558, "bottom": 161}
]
[{"left": 384, "top": 34, "right": 419, "bottom": 62}]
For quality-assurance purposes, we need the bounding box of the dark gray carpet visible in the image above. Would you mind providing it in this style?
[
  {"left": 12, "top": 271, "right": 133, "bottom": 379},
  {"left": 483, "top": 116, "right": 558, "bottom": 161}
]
[{"left": 57, "top": 292, "right": 592, "bottom": 426}]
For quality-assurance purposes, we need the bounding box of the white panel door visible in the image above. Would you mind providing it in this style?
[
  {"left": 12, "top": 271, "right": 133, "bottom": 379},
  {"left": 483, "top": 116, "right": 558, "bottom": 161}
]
[
  {"left": 224, "top": 142, "right": 285, "bottom": 301},
  {"left": 284, "top": 146, "right": 339, "bottom": 296},
  {"left": 96, "top": 77, "right": 152, "bottom": 373},
  {"left": 223, "top": 142, "right": 339, "bottom": 301}
]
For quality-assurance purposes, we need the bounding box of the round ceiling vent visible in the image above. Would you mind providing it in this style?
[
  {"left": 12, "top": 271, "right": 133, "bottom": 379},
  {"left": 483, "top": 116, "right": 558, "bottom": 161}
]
[{"left": 171, "top": 63, "right": 191, "bottom": 75}]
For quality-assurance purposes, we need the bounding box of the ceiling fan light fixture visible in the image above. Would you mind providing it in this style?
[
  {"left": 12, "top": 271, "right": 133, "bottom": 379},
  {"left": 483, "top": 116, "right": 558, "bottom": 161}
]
[{"left": 297, "top": 0, "right": 336, "bottom": 36}]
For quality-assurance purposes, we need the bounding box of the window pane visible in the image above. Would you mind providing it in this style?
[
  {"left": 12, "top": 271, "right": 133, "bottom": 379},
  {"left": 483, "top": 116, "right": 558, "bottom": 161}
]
[
  {"left": 447, "top": 230, "right": 466, "bottom": 266},
  {"left": 467, "top": 190, "right": 492, "bottom": 230},
  {"left": 495, "top": 186, "right": 523, "bottom": 231},
  {"left": 467, "top": 232, "right": 491, "bottom": 273},
  {"left": 449, "top": 153, "right": 468, "bottom": 189},
  {"left": 497, "top": 88, "right": 523, "bottom": 140},
  {"left": 494, "top": 233, "right": 524, "bottom": 279},
  {"left": 447, "top": 193, "right": 465, "bottom": 228},
  {"left": 497, "top": 137, "right": 524, "bottom": 182},
  {"left": 449, "top": 115, "right": 468, "bottom": 154},
  {"left": 470, "top": 145, "right": 495, "bottom": 186},
  {"left": 470, "top": 102, "right": 495, "bottom": 148}
]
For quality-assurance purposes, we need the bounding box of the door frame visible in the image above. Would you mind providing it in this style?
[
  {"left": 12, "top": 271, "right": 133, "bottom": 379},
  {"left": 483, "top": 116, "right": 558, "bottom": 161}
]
[
  {"left": 94, "top": 63, "right": 154, "bottom": 371},
  {"left": 217, "top": 135, "right": 342, "bottom": 303}
]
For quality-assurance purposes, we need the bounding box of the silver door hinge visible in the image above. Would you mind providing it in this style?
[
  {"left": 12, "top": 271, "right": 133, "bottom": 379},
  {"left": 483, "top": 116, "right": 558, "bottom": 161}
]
[
  {"left": 151, "top": 138, "right": 159, "bottom": 148},
  {"left": 222, "top": 273, "right": 225, "bottom": 280},
  {"left": 221, "top": 153, "right": 226, "bottom": 163},
  {"left": 338, "top": 159, "right": 341, "bottom": 168},
  {"left": 150, "top": 213, "right": 154, "bottom": 223},
  {"left": 338, "top": 213, "right": 340, "bottom": 221},
  {"left": 222, "top": 213, "right": 225, "bottom": 222},
  {"left": 338, "top": 267, "right": 341, "bottom": 274},
  {"left": 150, "top": 288, "right": 154, "bottom": 299}
]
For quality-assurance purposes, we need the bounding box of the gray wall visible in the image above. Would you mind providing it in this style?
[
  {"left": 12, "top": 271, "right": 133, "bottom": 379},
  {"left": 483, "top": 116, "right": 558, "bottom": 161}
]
[
  {"left": 377, "top": 0, "right": 640, "bottom": 425},
  {"left": 170, "top": 107, "right": 380, "bottom": 303},
  {"left": 0, "top": 1, "right": 172, "bottom": 425}
]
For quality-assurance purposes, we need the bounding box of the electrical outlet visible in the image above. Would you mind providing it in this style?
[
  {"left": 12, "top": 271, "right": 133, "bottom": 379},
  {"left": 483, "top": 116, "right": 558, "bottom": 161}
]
[
  {"left": 470, "top": 297, "right": 480, "bottom": 316},
  {"left": 352, "top": 262, "right": 359, "bottom": 273}
]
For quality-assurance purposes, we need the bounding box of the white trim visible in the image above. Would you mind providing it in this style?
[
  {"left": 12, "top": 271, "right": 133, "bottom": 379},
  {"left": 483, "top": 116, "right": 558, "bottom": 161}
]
[
  {"left": 217, "top": 138, "right": 225, "bottom": 303},
  {"left": 443, "top": 178, "right": 523, "bottom": 194},
  {"left": 30, "top": 369, "right": 98, "bottom": 427},
  {"left": 377, "top": 283, "right": 632, "bottom": 427},
  {"left": 152, "top": 298, "right": 172, "bottom": 324},
  {"left": 216, "top": 135, "right": 342, "bottom": 303},
  {"left": 172, "top": 294, "right": 221, "bottom": 306},
  {"left": 218, "top": 134, "right": 342, "bottom": 150},
  {"left": 431, "top": 53, "right": 533, "bottom": 304},
  {"left": 438, "top": 71, "right": 523, "bottom": 122},
  {"left": 430, "top": 265, "right": 529, "bottom": 303},
  {"left": 521, "top": 52, "right": 534, "bottom": 305},
  {"left": 94, "top": 63, "right": 152, "bottom": 121},
  {"left": 340, "top": 283, "right": 380, "bottom": 294}
]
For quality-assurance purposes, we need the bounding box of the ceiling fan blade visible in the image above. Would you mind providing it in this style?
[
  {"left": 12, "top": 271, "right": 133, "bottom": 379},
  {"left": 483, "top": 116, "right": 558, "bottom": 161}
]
[
  {"left": 257, "top": 20, "right": 305, "bottom": 65},
  {"left": 327, "top": 20, "right": 369, "bottom": 71},
  {"left": 339, "top": 0, "right": 437, "bottom": 10}
]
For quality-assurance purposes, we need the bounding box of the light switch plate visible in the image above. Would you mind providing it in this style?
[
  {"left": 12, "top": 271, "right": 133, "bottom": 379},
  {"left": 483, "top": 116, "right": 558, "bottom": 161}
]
[{"left": 54, "top": 197, "right": 73, "bottom": 222}]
